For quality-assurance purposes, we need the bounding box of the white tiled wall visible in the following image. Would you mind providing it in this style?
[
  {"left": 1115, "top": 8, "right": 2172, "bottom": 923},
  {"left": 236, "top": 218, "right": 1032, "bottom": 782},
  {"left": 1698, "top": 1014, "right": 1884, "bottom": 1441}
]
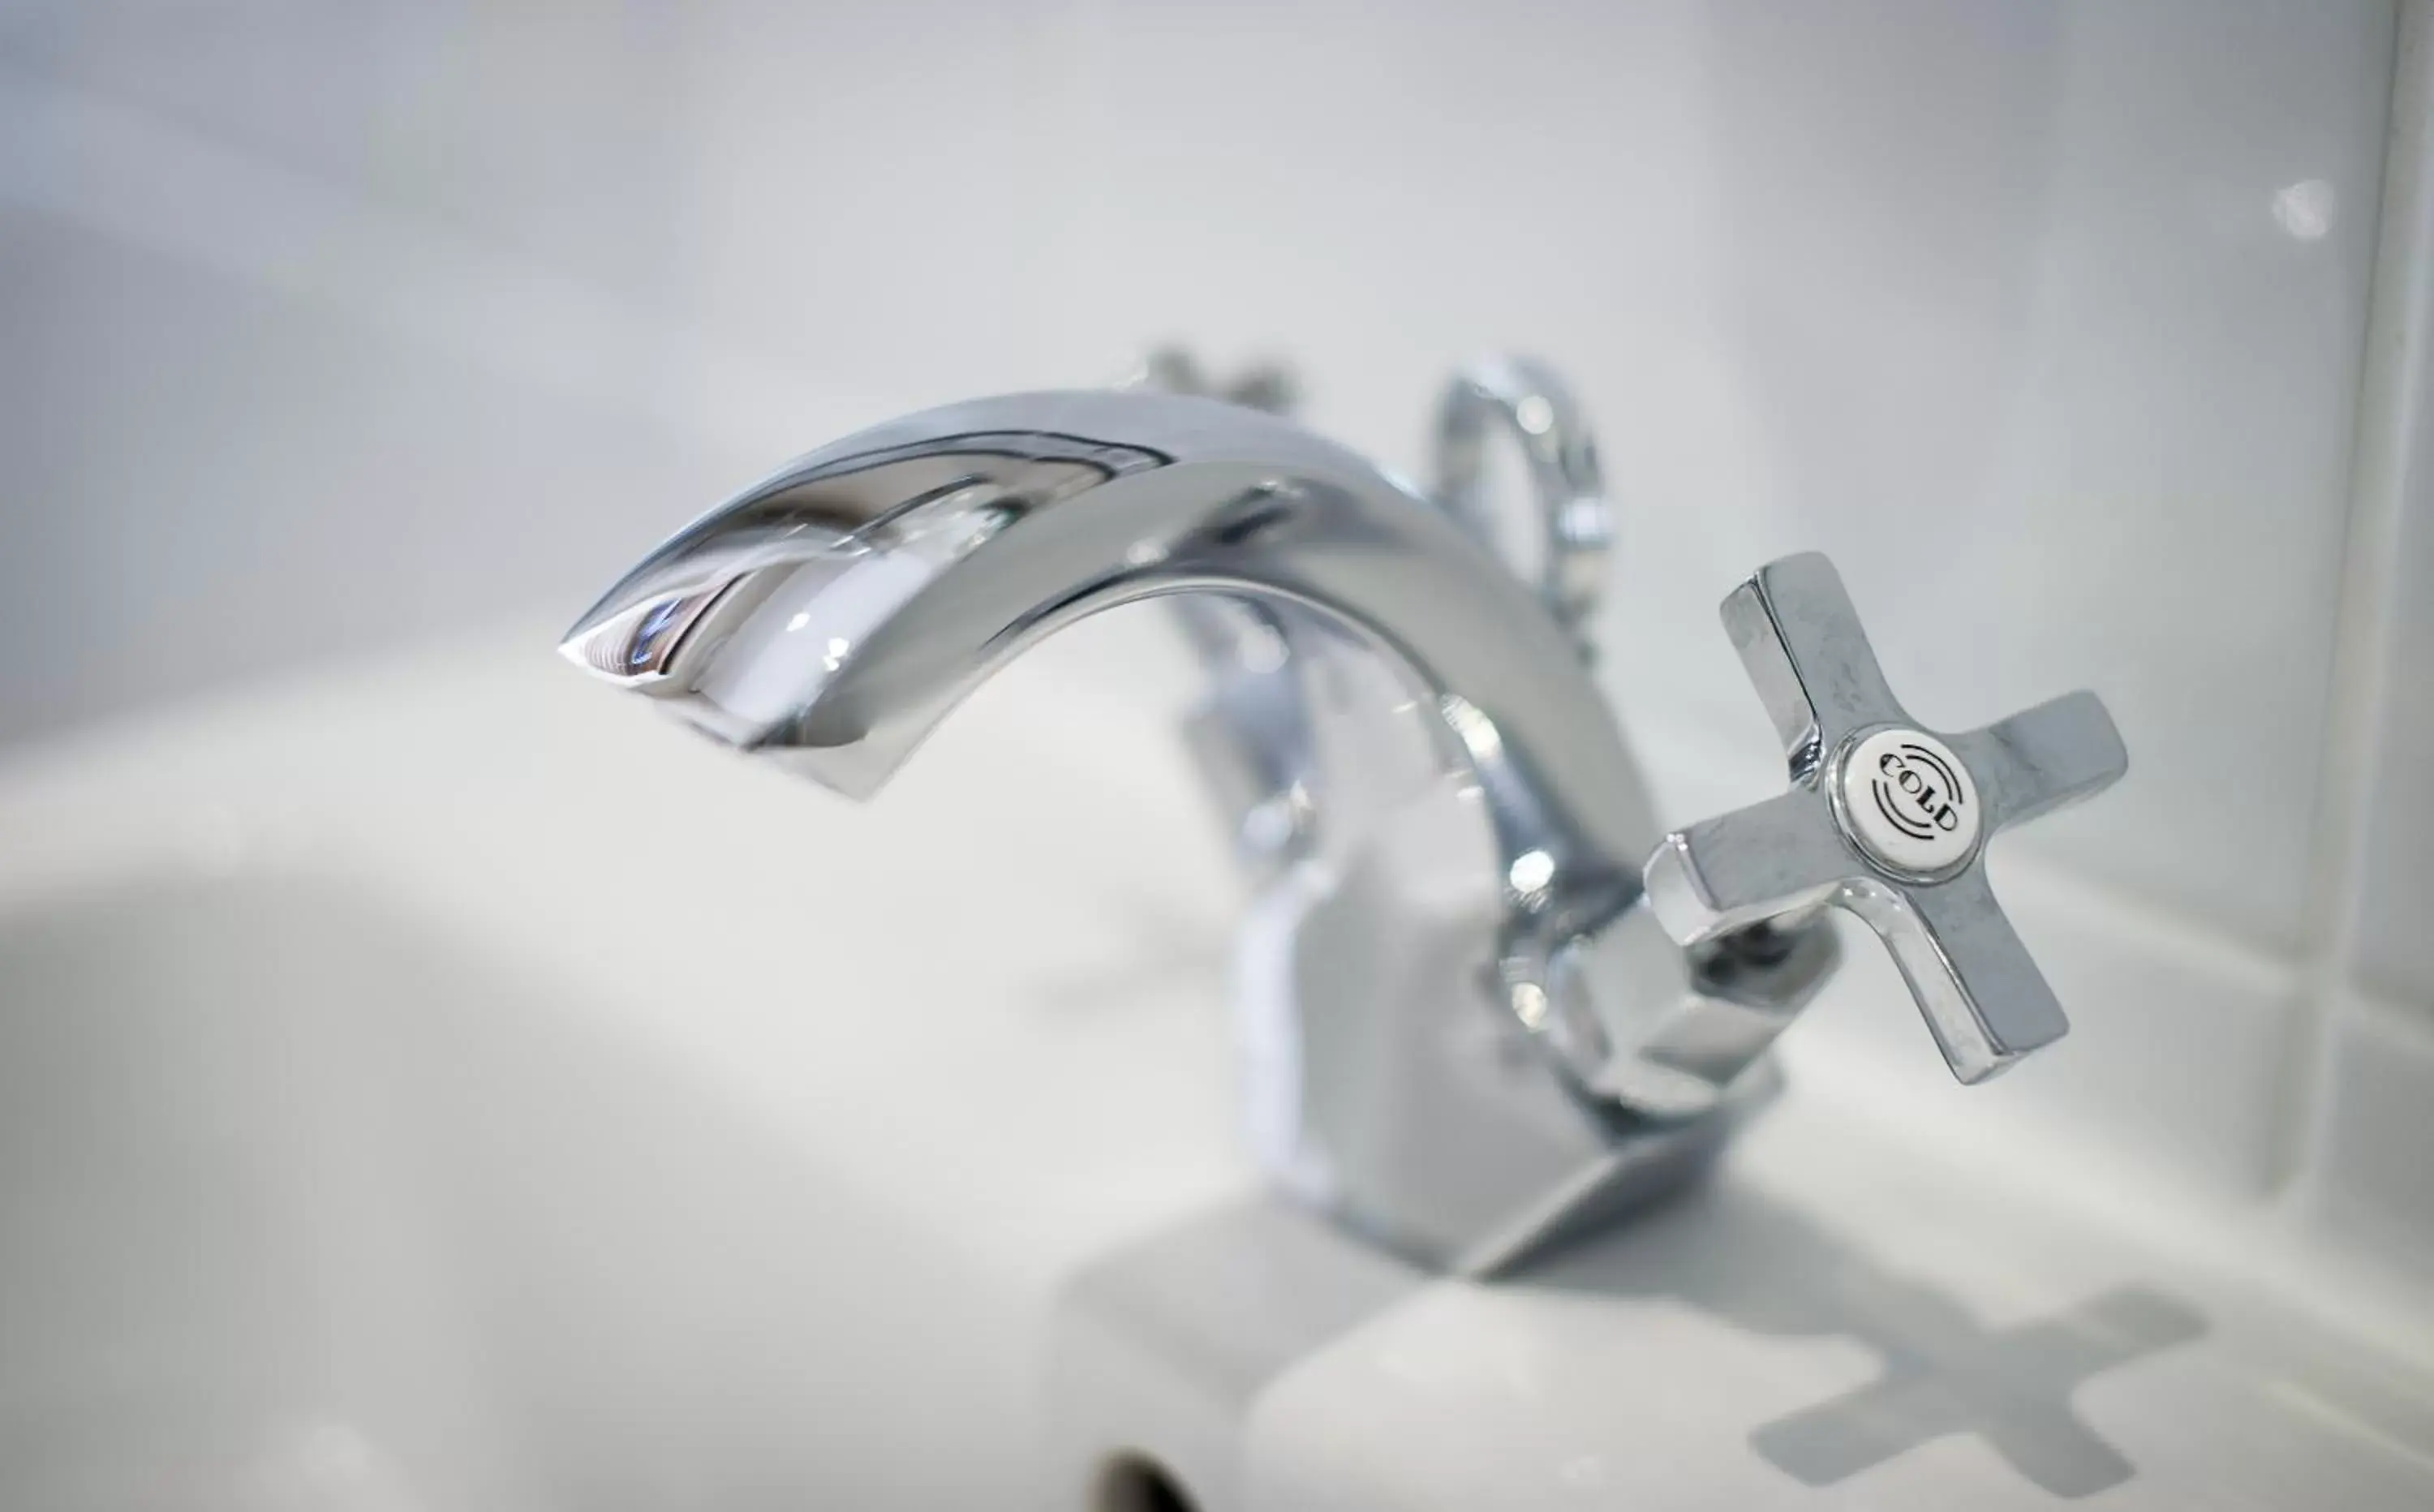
[
  {"left": 2300, "top": 2, "right": 2434, "bottom": 1284},
  {"left": 2354, "top": 220, "right": 2434, "bottom": 1015},
  {"left": 2, "top": 3, "right": 2428, "bottom": 1273}
]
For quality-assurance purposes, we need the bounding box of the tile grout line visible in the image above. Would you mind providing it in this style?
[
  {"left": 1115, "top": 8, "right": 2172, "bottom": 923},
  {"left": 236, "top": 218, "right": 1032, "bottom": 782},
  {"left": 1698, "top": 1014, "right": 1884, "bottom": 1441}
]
[{"left": 2275, "top": 0, "right": 2434, "bottom": 1196}]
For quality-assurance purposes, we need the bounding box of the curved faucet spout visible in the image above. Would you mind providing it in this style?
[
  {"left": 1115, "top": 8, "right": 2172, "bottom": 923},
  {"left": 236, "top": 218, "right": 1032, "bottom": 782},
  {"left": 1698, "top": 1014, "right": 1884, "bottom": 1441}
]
[{"left": 561, "top": 389, "right": 1660, "bottom": 966}]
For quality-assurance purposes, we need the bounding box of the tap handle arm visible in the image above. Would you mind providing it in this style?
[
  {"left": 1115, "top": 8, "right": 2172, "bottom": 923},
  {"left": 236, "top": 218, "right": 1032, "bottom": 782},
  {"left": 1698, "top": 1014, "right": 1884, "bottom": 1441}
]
[{"left": 1641, "top": 553, "right": 2127, "bottom": 1083}]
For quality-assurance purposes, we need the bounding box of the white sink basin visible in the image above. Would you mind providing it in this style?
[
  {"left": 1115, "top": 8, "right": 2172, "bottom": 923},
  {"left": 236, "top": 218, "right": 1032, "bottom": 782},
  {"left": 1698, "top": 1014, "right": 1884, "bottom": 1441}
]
[
  {"left": 4, "top": 871, "right": 872, "bottom": 1507},
  {"left": 0, "top": 628, "right": 1251, "bottom": 1510},
  {"left": 0, "top": 867, "right": 1212, "bottom": 1509},
  {"left": 2, "top": 631, "right": 2431, "bottom": 1510}
]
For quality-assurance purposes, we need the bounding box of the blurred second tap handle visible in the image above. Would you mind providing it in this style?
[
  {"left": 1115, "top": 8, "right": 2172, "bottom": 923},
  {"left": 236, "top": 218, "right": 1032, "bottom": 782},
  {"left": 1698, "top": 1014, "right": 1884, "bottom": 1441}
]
[
  {"left": 1121, "top": 345, "right": 1301, "bottom": 416},
  {"left": 1642, "top": 552, "right": 2128, "bottom": 1084}
]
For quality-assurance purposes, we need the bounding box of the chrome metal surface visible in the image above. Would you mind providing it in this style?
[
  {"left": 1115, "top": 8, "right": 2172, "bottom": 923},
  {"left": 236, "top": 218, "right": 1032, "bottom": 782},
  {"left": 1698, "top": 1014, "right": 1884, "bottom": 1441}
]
[
  {"left": 1116, "top": 350, "right": 1329, "bottom": 873},
  {"left": 1239, "top": 767, "right": 1818, "bottom": 1272},
  {"left": 1128, "top": 350, "right": 1615, "bottom": 876},
  {"left": 1644, "top": 552, "right": 2129, "bottom": 1083},
  {"left": 1430, "top": 355, "right": 1612, "bottom": 657},
  {"left": 559, "top": 390, "right": 1659, "bottom": 1040},
  {"left": 559, "top": 392, "right": 2116, "bottom": 1272}
]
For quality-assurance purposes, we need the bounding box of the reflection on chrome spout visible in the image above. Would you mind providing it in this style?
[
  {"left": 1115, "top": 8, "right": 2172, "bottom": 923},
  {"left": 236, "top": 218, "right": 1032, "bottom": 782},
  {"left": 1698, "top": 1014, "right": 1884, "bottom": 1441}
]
[{"left": 561, "top": 389, "right": 1660, "bottom": 1036}]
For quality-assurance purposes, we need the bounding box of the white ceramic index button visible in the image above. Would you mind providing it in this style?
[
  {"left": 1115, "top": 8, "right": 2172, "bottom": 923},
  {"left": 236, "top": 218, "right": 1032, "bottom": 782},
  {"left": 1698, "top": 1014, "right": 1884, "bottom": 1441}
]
[{"left": 1838, "top": 727, "right": 1981, "bottom": 876}]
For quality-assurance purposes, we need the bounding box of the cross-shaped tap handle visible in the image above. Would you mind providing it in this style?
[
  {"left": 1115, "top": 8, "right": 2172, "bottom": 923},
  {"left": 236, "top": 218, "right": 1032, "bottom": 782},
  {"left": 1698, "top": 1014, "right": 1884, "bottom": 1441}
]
[{"left": 1642, "top": 553, "right": 2127, "bottom": 1083}]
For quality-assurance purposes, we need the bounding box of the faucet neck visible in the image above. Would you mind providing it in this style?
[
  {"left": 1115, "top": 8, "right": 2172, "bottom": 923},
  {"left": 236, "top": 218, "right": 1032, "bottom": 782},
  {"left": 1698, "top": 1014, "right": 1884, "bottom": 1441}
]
[{"left": 562, "top": 389, "right": 1661, "bottom": 964}]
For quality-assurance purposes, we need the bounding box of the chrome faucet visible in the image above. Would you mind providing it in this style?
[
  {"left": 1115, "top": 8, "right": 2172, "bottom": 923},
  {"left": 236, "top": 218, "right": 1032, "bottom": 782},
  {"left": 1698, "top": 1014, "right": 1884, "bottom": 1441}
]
[
  {"left": 561, "top": 372, "right": 2126, "bottom": 1273},
  {"left": 1123, "top": 350, "right": 1615, "bottom": 881}
]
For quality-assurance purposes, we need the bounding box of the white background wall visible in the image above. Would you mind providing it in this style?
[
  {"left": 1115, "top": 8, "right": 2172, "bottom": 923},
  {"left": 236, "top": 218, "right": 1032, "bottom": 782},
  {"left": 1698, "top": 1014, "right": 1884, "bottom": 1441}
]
[{"left": 2, "top": 2, "right": 2429, "bottom": 1278}]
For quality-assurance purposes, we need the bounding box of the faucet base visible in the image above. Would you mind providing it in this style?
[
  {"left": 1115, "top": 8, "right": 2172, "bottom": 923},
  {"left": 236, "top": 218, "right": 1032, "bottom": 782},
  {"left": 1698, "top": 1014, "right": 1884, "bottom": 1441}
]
[
  {"left": 1451, "top": 1067, "right": 1780, "bottom": 1279},
  {"left": 1236, "top": 772, "right": 1803, "bottom": 1277}
]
